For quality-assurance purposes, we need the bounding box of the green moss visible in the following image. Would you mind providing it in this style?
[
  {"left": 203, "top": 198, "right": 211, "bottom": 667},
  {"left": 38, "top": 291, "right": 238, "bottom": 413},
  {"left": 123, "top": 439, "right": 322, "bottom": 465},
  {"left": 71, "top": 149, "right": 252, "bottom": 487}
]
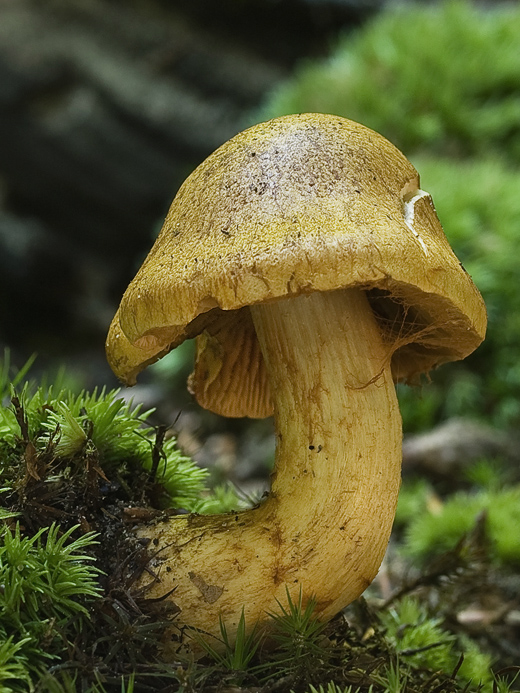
[
  {"left": 0, "top": 376, "right": 239, "bottom": 515},
  {"left": 300, "top": 685, "right": 361, "bottom": 693},
  {"left": 0, "top": 356, "right": 244, "bottom": 690},
  {"left": 402, "top": 485, "right": 520, "bottom": 566},
  {"left": 0, "top": 524, "right": 101, "bottom": 691},
  {"left": 196, "top": 589, "right": 497, "bottom": 693},
  {"left": 380, "top": 597, "right": 493, "bottom": 688}
]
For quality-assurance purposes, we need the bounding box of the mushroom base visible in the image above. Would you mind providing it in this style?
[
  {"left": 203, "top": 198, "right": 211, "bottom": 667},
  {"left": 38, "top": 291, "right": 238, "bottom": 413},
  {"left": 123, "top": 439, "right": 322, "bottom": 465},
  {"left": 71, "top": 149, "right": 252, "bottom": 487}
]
[{"left": 136, "top": 289, "right": 402, "bottom": 653}]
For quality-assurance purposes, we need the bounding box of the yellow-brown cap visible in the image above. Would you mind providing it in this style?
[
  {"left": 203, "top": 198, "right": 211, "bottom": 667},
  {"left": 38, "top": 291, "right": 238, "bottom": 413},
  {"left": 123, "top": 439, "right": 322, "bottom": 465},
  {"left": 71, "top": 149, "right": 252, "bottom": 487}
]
[{"left": 106, "top": 113, "right": 486, "bottom": 417}]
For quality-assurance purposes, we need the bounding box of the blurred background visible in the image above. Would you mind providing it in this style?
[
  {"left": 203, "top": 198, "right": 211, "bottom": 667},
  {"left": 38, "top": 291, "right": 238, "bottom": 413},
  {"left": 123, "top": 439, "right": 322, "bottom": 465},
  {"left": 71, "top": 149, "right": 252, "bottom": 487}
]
[{"left": 1, "top": 0, "right": 520, "bottom": 487}]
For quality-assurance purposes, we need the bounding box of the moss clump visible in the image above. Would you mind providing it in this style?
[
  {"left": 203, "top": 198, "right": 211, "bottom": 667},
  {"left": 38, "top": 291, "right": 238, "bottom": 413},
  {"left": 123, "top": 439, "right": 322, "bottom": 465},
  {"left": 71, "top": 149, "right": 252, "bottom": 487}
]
[
  {"left": 0, "top": 377, "right": 236, "bottom": 528},
  {"left": 380, "top": 596, "right": 493, "bottom": 687},
  {"left": 0, "top": 354, "right": 242, "bottom": 690},
  {"left": 400, "top": 485, "right": 520, "bottom": 567},
  {"left": 0, "top": 524, "right": 101, "bottom": 691}
]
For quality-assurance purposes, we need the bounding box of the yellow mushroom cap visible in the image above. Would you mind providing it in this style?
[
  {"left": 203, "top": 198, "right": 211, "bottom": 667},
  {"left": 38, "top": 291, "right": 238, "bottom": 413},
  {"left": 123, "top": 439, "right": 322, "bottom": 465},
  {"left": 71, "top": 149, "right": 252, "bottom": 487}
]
[{"left": 106, "top": 113, "right": 486, "bottom": 417}]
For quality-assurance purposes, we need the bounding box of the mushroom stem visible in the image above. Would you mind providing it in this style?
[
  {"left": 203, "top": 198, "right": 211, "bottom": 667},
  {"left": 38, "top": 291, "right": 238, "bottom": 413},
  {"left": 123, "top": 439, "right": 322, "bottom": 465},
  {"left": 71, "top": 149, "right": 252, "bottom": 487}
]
[{"left": 138, "top": 289, "right": 402, "bottom": 647}]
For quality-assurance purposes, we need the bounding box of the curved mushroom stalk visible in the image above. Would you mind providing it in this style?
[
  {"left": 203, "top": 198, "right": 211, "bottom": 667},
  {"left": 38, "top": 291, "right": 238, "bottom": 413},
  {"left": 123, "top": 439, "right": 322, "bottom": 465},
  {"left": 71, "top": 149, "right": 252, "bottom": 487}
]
[
  {"left": 137, "top": 288, "right": 401, "bottom": 646},
  {"left": 108, "top": 114, "right": 486, "bottom": 653}
]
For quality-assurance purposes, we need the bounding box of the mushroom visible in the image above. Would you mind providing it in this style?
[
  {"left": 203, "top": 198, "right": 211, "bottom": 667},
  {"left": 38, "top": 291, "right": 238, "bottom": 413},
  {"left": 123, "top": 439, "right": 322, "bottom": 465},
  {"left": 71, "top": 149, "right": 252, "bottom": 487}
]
[{"left": 106, "top": 114, "right": 486, "bottom": 647}]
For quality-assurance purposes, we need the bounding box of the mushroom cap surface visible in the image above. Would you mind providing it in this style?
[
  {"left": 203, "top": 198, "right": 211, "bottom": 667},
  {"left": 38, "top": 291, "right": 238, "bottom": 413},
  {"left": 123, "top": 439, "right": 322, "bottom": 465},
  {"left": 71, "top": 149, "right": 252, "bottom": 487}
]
[{"left": 106, "top": 113, "right": 486, "bottom": 416}]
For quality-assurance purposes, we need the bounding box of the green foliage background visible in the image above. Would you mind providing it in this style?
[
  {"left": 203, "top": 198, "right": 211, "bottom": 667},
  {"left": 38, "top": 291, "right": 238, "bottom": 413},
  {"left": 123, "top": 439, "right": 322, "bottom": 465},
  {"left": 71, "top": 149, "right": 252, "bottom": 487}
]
[{"left": 256, "top": 0, "right": 520, "bottom": 430}]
